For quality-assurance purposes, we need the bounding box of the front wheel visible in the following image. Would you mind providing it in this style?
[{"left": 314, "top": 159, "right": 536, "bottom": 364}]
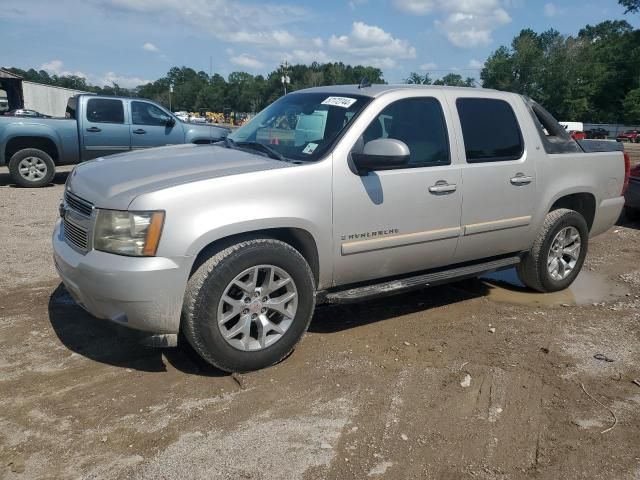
[
  {"left": 8, "top": 148, "right": 56, "bottom": 188},
  {"left": 181, "top": 239, "right": 316, "bottom": 372},
  {"left": 517, "top": 209, "right": 588, "bottom": 293}
]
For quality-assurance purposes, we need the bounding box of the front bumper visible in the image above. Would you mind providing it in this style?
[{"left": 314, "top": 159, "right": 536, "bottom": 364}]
[{"left": 52, "top": 219, "right": 192, "bottom": 333}]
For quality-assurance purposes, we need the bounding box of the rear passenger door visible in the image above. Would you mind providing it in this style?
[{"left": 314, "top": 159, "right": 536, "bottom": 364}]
[
  {"left": 82, "top": 98, "right": 131, "bottom": 160},
  {"left": 449, "top": 94, "right": 537, "bottom": 262},
  {"left": 129, "top": 101, "right": 184, "bottom": 150}
]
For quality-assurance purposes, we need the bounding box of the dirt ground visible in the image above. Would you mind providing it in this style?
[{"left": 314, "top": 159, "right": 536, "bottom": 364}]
[{"left": 1, "top": 161, "right": 640, "bottom": 480}]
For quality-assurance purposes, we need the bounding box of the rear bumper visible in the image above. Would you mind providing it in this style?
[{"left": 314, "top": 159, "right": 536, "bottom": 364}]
[
  {"left": 52, "top": 220, "right": 192, "bottom": 333},
  {"left": 590, "top": 196, "right": 625, "bottom": 237}
]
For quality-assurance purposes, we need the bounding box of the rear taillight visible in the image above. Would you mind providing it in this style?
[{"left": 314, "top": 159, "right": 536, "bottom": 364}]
[{"left": 622, "top": 151, "right": 631, "bottom": 195}]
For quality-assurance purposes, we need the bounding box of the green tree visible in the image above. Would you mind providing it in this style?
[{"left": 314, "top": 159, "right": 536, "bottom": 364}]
[
  {"left": 619, "top": 0, "right": 640, "bottom": 13},
  {"left": 623, "top": 88, "right": 640, "bottom": 123},
  {"left": 405, "top": 72, "right": 431, "bottom": 84}
]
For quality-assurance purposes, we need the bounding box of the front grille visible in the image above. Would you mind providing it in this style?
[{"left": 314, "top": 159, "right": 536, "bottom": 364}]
[
  {"left": 63, "top": 217, "right": 89, "bottom": 250},
  {"left": 65, "top": 191, "right": 93, "bottom": 217}
]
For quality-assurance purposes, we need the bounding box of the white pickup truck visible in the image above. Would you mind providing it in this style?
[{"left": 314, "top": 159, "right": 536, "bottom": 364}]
[{"left": 53, "top": 84, "right": 631, "bottom": 372}]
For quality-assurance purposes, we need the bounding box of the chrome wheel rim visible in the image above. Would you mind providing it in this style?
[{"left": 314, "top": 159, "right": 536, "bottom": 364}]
[
  {"left": 217, "top": 264, "right": 298, "bottom": 351},
  {"left": 547, "top": 226, "right": 581, "bottom": 281},
  {"left": 18, "top": 157, "right": 47, "bottom": 181}
]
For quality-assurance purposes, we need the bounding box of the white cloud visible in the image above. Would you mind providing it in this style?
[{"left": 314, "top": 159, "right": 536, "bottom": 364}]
[
  {"left": 348, "top": 0, "right": 368, "bottom": 10},
  {"left": 96, "top": 0, "right": 307, "bottom": 48},
  {"left": 392, "top": 0, "right": 512, "bottom": 47},
  {"left": 543, "top": 2, "right": 562, "bottom": 17},
  {"left": 419, "top": 62, "right": 438, "bottom": 70},
  {"left": 468, "top": 58, "right": 484, "bottom": 68},
  {"left": 40, "top": 59, "right": 149, "bottom": 88},
  {"left": 142, "top": 42, "right": 159, "bottom": 52},
  {"left": 99, "top": 71, "right": 151, "bottom": 88},
  {"left": 328, "top": 21, "right": 416, "bottom": 68},
  {"left": 229, "top": 53, "right": 265, "bottom": 70},
  {"left": 40, "top": 59, "right": 88, "bottom": 78}
]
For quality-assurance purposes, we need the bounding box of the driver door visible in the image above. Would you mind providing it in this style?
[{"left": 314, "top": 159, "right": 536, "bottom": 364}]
[
  {"left": 129, "top": 100, "right": 184, "bottom": 149},
  {"left": 332, "top": 94, "right": 463, "bottom": 286}
]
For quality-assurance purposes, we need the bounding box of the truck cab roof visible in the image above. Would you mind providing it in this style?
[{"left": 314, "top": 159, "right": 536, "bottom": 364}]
[{"left": 295, "top": 83, "right": 502, "bottom": 98}]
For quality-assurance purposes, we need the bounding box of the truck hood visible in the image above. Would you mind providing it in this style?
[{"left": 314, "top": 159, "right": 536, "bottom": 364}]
[{"left": 66, "top": 143, "right": 292, "bottom": 209}]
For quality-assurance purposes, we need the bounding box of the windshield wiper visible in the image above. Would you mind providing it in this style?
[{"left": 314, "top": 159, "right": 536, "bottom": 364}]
[{"left": 235, "top": 141, "right": 286, "bottom": 162}]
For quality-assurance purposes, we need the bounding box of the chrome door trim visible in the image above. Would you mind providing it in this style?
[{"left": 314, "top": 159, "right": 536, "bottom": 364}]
[
  {"left": 341, "top": 226, "right": 462, "bottom": 255},
  {"left": 463, "top": 215, "right": 531, "bottom": 236}
]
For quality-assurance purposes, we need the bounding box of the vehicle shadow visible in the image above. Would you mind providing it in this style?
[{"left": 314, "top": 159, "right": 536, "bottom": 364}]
[
  {"left": 309, "top": 283, "right": 486, "bottom": 334},
  {"left": 617, "top": 211, "right": 639, "bottom": 230},
  {"left": 47, "top": 283, "right": 228, "bottom": 377},
  {"left": 49, "top": 281, "right": 486, "bottom": 373},
  {"left": 0, "top": 170, "right": 69, "bottom": 187}
]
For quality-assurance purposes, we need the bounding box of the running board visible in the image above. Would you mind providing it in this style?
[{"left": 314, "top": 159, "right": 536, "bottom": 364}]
[{"left": 319, "top": 255, "right": 521, "bottom": 304}]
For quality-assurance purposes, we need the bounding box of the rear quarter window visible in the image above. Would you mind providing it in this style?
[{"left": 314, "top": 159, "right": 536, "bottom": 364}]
[{"left": 456, "top": 98, "right": 524, "bottom": 163}]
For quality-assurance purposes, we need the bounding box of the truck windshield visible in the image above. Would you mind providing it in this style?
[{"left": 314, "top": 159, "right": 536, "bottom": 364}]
[{"left": 228, "top": 92, "right": 371, "bottom": 161}]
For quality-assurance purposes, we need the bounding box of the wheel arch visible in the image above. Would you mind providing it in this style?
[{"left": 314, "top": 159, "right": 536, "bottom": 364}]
[
  {"left": 548, "top": 192, "right": 596, "bottom": 231},
  {"left": 4, "top": 135, "right": 60, "bottom": 165},
  {"left": 189, "top": 227, "right": 322, "bottom": 288}
]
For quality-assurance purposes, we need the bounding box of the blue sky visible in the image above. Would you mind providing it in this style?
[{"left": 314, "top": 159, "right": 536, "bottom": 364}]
[{"left": 1, "top": 0, "right": 638, "bottom": 87}]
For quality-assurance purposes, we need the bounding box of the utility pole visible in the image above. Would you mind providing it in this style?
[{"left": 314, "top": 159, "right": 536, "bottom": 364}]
[
  {"left": 169, "top": 83, "right": 173, "bottom": 111},
  {"left": 280, "top": 61, "right": 290, "bottom": 95}
]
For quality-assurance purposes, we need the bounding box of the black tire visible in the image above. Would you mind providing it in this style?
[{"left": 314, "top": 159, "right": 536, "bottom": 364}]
[
  {"left": 8, "top": 148, "right": 55, "bottom": 188},
  {"left": 182, "top": 239, "right": 316, "bottom": 372},
  {"left": 517, "top": 208, "right": 589, "bottom": 293}
]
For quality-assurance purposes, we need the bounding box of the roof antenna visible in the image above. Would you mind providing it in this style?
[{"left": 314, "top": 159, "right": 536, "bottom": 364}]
[{"left": 358, "top": 77, "right": 371, "bottom": 89}]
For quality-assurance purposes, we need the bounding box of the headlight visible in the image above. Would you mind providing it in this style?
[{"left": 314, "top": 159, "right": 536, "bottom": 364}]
[{"left": 94, "top": 210, "right": 165, "bottom": 256}]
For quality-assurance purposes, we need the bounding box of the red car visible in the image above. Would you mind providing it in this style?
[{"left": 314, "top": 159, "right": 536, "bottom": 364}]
[
  {"left": 569, "top": 130, "right": 587, "bottom": 140},
  {"left": 617, "top": 130, "right": 639, "bottom": 143}
]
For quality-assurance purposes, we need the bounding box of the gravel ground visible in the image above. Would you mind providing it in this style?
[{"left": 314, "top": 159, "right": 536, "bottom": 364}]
[{"left": 0, "top": 162, "right": 640, "bottom": 479}]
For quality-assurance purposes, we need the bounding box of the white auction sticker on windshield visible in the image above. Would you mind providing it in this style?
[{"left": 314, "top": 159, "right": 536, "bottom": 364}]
[
  {"left": 321, "top": 96, "right": 357, "bottom": 108},
  {"left": 302, "top": 143, "right": 318, "bottom": 154}
]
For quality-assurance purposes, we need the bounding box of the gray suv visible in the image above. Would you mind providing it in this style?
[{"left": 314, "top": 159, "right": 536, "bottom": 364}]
[{"left": 53, "top": 85, "right": 628, "bottom": 372}]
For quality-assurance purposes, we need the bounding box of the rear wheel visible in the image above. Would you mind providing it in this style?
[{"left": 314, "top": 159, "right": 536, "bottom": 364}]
[
  {"left": 8, "top": 148, "right": 55, "bottom": 188},
  {"left": 517, "top": 208, "right": 588, "bottom": 292},
  {"left": 182, "top": 239, "right": 316, "bottom": 372}
]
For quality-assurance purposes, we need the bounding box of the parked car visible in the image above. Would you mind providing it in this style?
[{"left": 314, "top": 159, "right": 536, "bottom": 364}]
[
  {"left": 585, "top": 127, "right": 609, "bottom": 139},
  {"left": 625, "top": 163, "right": 640, "bottom": 220},
  {"left": 53, "top": 85, "right": 629, "bottom": 372},
  {"left": 617, "top": 130, "right": 640, "bottom": 143},
  {"left": 4, "top": 109, "right": 50, "bottom": 118},
  {"left": 0, "top": 94, "right": 230, "bottom": 187},
  {"left": 569, "top": 130, "right": 587, "bottom": 140}
]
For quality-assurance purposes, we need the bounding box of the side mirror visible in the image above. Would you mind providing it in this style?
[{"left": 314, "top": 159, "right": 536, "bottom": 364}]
[
  {"left": 165, "top": 117, "right": 176, "bottom": 127},
  {"left": 351, "top": 138, "right": 410, "bottom": 175}
]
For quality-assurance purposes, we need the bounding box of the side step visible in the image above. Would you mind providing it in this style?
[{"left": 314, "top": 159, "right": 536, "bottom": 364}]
[{"left": 320, "top": 255, "right": 521, "bottom": 304}]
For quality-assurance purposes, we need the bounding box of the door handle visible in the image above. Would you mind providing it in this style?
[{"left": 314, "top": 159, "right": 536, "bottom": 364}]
[
  {"left": 510, "top": 174, "right": 533, "bottom": 186},
  {"left": 86, "top": 127, "right": 101, "bottom": 133},
  {"left": 428, "top": 181, "right": 457, "bottom": 194},
  {"left": 132, "top": 129, "right": 146, "bottom": 134}
]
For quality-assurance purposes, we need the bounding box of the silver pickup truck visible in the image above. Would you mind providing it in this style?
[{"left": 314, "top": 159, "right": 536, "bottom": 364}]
[{"left": 53, "top": 85, "right": 630, "bottom": 372}]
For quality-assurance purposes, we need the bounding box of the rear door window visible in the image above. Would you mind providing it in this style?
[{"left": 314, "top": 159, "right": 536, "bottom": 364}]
[
  {"left": 456, "top": 98, "right": 523, "bottom": 162},
  {"left": 86, "top": 98, "right": 124, "bottom": 124}
]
